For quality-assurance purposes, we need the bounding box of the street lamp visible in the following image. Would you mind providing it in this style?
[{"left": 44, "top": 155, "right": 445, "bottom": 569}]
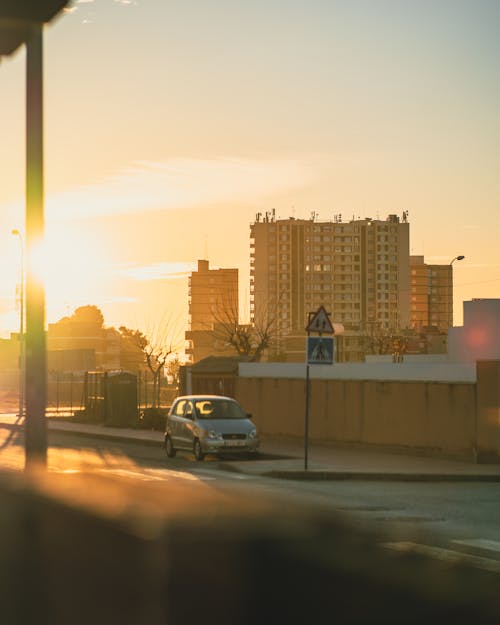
[
  {"left": 1, "top": 0, "right": 70, "bottom": 469},
  {"left": 447, "top": 255, "right": 465, "bottom": 330},
  {"left": 11, "top": 229, "right": 24, "bottom": 419}
]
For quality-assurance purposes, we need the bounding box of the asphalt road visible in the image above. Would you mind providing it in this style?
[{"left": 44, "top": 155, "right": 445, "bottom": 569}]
[{"left": 3, "top": 426, "right": 500, "bottom": 579}]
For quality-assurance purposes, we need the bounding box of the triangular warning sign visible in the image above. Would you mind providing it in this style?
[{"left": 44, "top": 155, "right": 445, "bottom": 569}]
[{"left": 306, "top": 306, "right": 334, "bottom": 334}]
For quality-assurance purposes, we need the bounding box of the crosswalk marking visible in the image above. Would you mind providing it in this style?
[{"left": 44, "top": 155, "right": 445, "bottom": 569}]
[
  {"left": 98, "top": 468, "right": 215, "bottom": 482},
  {"left": 193, "top": 469, "right": 252, "bottom": 481},
  {"left": 382, "top": 541, "right": 500, "bottom": 574}
]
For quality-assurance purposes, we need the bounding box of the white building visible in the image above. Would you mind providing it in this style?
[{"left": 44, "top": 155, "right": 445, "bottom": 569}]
[{"left": 448, "top": 299, "right": 500, "bottom": 362}]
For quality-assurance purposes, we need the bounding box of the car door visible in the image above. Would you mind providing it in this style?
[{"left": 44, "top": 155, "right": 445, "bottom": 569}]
[
  {"left": 179, "top": 399, "right": 196, "bottom": 449},
  {"left": 169, "top": 399, "right": 187, "bottom": 448}
]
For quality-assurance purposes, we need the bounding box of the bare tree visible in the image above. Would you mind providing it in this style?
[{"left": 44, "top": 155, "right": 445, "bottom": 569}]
[
  {"left": 165, "top": 354, "right": 181, "bottom": 387},
  {"left": 124, "top": 314, "right": 183, "bottom": 408},
  {"left": 210, "top": 293, "right": 278, "bottom": 362},
  {"left": 118, "top": 326, "right": 148, "bottom": 371},
  {"left": 362, "top": 322, "right": 406, "bottom": 358},
  {"left": 363, "top": 322, "right": 392, "bottom": 356}
]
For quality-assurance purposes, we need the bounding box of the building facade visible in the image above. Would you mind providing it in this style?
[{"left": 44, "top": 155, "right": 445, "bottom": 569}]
[
  {"left": 250, "top": 212, "right": 410, "bottom": 361},
  {"left": 47, "top": 322, "right": 121, "bottom": 370},
  {"left": 185, "top": 259, "right": 239, "bottom": 363},
  {"left": 409, "top": 255, "right": 454, "bottom": 333}
]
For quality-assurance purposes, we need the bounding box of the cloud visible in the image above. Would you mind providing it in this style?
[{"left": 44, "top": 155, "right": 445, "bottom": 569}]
[
  {"left": 114, "top": 261, "right": 195, "bottom": 281},
  {"left": 44, "top": 156, "right": 318, "bottom": 222}
]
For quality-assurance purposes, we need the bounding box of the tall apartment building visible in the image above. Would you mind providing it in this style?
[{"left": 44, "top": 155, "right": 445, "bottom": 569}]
[
  {"left": 250, "top": 212, "right": 410, "bottom": 361},
  {"left": 185, "top": 259, "right": 239, "bottom": 363},
  {"left": 409, "top": 255, "right": 454, "bottom": 333}
]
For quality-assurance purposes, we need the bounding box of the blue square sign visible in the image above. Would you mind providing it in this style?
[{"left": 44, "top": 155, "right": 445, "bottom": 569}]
[{"left": 307, "top": 336, "right": 334, "bottom": 364}]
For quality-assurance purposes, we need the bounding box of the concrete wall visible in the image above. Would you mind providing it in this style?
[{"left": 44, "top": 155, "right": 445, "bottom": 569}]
[
  {"left": 476, "top": 361, "right": 500, "bottom": 462},
  {"left": 235, "top": 361, "right": 500, "bottom": 460},
  {"left": 236, "top": 376, "right": 478, "bottom": 459},
  {"left": 239, "top": 361, "right": 477, "bottom": 383}
]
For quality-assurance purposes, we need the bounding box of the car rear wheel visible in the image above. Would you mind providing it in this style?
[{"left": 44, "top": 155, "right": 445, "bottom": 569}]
[
  {"left": 165, "top": 435, "right": 176, "bottom": 458},
  {"left": 193, "top": 438, "right": 205, "bottom": 461}
]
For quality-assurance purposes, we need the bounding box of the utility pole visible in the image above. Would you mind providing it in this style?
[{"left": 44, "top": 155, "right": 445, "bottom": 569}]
[
  {"left": 24, "top": 24, "right": 47, "bottom": 468},
  {"left": 0, "top": 1, "right": 70, "bottom": 469},
  {"left": 11, "top": 229, "right": 24, "bottom": 420}
]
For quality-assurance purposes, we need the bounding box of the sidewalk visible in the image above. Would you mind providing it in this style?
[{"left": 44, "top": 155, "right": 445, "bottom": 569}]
[{"left": 2, "top": 413, "right": 500, "bottom": 481}]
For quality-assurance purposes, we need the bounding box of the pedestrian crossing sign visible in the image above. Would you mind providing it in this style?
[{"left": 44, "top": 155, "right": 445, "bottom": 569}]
[
  {"left": 307, "top": 336, "right": 334, "bottom": 364},
  {"left": 306, "top": 305, "right": 334, "bottom": 334}
]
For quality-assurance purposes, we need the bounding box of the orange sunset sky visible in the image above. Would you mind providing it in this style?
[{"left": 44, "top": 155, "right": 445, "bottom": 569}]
[{"left": 0, "top": 0, "right": 499, "bottom": 347}]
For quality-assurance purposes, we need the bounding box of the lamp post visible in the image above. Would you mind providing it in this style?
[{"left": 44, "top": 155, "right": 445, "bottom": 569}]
[
  {"left": 0, "top": 1, "right": 70, "bottom": 469},
  {"left": 448, "top": 255, "right": 465, "bottom": 330},
  {"left": 11, "top": 229, "right": 24, "bottom": 419}
]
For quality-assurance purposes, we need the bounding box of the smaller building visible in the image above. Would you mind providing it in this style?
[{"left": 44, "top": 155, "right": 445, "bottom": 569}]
[
  {"left": 449, "top": 299, "right": 500, "bottom": 362},
  {"left": 185, "top": 259, "right": 239, "bottom": 363},
  {"left": 409, "top": 255, "right": 454, "bottom": 334},
  {"left": 181, "top": 356, "right": 247, "bottom": 398},
  {"left": 48, "top": 349, "right": 96, "bottom": 373},
  {"left": 48, "top": 320, "right": 121, "bottom": 370}
]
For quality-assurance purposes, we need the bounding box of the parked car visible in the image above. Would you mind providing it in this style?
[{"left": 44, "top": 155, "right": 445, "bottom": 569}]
[{"left": 164, "top": 395, "right": 259, "bottom": 461}]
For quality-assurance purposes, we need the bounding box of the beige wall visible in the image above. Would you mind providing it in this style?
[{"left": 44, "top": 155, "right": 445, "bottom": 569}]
[
  {"left": 476, "top": 361, "right": 500, "bottom": 462},
  {"left": 236, "top": 374, "right": 483, "bottom": 460}
]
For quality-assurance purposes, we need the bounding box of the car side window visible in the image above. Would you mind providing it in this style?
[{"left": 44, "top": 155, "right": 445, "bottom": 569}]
[
  {"left": 174, "top": 400, "right": 186, "bottom": 416},
  {"left": 184, "top": 400, "right": 194, "bottom": 419}
]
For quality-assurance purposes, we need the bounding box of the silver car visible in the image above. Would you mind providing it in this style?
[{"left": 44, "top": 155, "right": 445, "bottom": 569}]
[{"left": 164, "top": 395, "right": 259, "bottom": 461}]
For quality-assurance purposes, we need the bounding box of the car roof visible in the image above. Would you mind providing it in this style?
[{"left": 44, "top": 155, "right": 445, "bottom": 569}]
[{"left": 174, "top": 395, "right": 236, "bottom": 402}]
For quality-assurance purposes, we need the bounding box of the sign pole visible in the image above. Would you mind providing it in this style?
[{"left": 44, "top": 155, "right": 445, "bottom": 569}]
[
  {"left": 304, "top": 329, "right": 310, "bottom": 471},
  {"left": 304, "top": 306, "right": 339, "bottom": 472}
]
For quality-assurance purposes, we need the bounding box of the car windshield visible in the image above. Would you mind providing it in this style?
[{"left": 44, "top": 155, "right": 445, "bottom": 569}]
[{"left": 194, "top": 399, "right": 246, "bottom": 420}]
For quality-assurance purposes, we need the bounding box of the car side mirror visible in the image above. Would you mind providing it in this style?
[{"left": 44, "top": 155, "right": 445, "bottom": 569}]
[
  {"left": 185, "top": 411, "right": 193, "bottom": 420},
  {"left": 246, "top": 413, "right": 252, "bottom": 419}
]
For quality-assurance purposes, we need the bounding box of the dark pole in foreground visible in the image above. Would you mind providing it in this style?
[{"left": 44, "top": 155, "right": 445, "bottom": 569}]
[
  {"left": 304, "top": 359, "right": 310, "bottom": 471},
  {"left": 24, "top": 23, "right": 47, "bottom": 469}
]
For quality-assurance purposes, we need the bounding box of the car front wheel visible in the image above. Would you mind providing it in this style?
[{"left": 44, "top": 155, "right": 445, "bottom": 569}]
[
  {"left": 165, "top": 435, "right": 176, "bottom": 458},
  {"left": 193, "top": 438, "right": 205, "bottom": 461}
]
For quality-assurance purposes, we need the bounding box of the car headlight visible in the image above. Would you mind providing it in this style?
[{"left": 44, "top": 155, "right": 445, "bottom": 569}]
[
  {"left": 248, "top": 428, "right": 257, "bottom": 439},
  {"left": 207, "top": 430, "right": 222, "bottom": 440}
]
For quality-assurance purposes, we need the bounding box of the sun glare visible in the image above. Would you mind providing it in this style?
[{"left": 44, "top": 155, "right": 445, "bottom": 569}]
[{"left": 42, "top": 222, "right": 110, "bottom": 322}]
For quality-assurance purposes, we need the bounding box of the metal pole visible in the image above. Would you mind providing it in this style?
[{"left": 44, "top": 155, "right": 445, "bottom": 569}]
[
  {"left": 24, "top": 23, "right": 47, "bottom": 469},
  {"left": 304, "top": 361, "right": 310, "bottom": 471},
  {"left": 19, "top": 235, "right": 24, "bottom": 419},
  {"left": 11, "top": 229, "right": 24, "bottom": 419}
]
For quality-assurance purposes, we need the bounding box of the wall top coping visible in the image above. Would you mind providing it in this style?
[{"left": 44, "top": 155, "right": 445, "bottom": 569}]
[{"left": 239, "top": 362, "right": 477, "bottom": 383}]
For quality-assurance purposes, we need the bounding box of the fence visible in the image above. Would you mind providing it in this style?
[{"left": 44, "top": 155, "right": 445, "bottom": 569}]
[{"left": 46, "top": 370, "right": 178, "bottom": 417}]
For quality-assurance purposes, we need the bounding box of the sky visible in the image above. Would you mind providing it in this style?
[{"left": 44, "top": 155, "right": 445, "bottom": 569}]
[{"left": 0, "top": 0, "right": 499, "bottom": 346}]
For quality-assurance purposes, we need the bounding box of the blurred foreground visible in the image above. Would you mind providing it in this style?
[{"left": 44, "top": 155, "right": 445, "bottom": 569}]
[{"left": 1, "top": 462, "right": 500, "bottom": 625}]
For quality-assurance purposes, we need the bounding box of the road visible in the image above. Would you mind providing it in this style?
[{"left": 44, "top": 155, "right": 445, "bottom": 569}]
[{"left": 3, "top": 425, "right": 500, "bottom": 578}]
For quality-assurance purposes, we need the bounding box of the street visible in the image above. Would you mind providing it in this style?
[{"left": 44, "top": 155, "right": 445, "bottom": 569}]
[{"left": 2, "top": 423, "right": 500, "bottom": 580}]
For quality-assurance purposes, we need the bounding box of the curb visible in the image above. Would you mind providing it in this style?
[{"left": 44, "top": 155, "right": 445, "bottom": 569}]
[{"left": 261, "top": 470, "right": 500, "bottom": 482}]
